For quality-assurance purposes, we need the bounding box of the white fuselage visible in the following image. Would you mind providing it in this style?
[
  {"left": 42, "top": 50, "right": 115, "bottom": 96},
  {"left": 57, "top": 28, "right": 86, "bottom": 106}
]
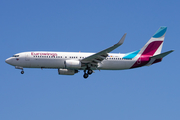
[{"left": 6, "top": 51, "right": 137, "bottom": 70}]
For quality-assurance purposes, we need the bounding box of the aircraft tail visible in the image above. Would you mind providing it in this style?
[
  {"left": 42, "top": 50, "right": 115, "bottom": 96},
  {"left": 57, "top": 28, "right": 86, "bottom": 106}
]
[
  {"left": 130, "top": 26, "right": 174, "bottom": 68},
  {"left": 138, "top": 26, "right": 167, "bottom": 56}
]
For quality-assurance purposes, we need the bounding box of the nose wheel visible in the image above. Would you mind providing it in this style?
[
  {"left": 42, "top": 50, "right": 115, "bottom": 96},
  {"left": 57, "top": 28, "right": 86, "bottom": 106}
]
[{"left": 21, "top": 70, "right": 24, "bottom": 74}]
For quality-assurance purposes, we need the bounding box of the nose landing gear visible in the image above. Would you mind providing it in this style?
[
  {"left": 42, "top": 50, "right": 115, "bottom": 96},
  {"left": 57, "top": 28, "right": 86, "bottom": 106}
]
[{"left": 15, "top": 66, "right": 24, "bottom": 74}]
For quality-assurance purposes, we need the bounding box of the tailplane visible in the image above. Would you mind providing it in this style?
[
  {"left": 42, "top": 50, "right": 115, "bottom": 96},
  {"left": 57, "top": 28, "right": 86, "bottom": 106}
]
[
  {"left": 150, "top": 50, "right": 174, "bottom": 59},
  {"left": 139, "top": 26, "right": 167, "bottom": 56},
  {"left": 146, "top": 50, "right": 174, "bottom": 66}
]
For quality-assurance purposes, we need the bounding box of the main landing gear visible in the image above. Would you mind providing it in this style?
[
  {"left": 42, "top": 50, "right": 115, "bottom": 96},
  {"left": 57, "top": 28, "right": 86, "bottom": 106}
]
[{"left": 83, "top": 69, "right": 93, "bottom": 79}]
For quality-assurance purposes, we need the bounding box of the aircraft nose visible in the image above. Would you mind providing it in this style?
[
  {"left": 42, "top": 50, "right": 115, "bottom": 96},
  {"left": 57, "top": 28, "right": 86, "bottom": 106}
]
[{"left": 5, "top": 58, "right": 11, "bottom": 64}]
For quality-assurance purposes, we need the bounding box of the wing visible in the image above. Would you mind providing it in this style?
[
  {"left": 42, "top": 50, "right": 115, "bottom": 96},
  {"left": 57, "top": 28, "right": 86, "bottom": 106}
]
[{"left": 81, "top": 33, "right": 127, "bottom": 66}]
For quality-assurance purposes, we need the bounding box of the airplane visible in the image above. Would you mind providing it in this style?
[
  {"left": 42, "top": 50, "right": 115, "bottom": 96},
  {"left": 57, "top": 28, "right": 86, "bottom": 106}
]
[{"left": 5, "top": 26, "right": 174, "bottom": 79}]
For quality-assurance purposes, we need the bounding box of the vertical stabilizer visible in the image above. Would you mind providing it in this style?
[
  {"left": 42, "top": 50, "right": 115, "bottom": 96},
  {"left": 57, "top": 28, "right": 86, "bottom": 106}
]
[{"left": 138, "top": 26, "right": 167, "bottom": 56}]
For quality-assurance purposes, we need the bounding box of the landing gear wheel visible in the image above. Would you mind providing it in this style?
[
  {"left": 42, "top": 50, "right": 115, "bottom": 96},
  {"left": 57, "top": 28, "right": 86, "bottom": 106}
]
[
  {"left": 83, "top": 73, "right": 88, "bottom": 79},
  {"left": 88, "top": 69, "right": 93, "bottom": 75},
  {"left": 21, "top": 71, "right": 24, "bottom": 74}
]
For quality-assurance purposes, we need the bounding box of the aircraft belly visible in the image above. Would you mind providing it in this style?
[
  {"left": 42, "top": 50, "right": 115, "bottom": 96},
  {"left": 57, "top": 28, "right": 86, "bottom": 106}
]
[{"left": 99, "top": 60, "right": 135, "bottom": 70}]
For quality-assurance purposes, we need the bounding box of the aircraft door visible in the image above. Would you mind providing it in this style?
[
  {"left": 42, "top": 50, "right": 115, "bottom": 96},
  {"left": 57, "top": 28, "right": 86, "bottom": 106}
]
[{"left": 25, "top": 54, "right": 30, "bottom": 61}]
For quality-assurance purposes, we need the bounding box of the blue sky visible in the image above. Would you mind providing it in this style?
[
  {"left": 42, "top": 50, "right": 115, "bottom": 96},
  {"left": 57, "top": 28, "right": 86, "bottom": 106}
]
[{"left": 0, "top": 0, "right": 180, "bottom": 120}]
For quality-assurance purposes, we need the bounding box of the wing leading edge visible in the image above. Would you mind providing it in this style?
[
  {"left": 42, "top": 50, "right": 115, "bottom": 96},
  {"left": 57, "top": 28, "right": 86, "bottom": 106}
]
[{"left": 81, "top": 33, "right": 127, "bottom": 66}]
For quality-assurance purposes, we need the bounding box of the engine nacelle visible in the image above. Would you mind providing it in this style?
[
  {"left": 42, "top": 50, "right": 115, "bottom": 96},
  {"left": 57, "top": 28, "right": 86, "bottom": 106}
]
[
  {"left": 58, "top": 69, "right": 78, "bottom": 75},
  {"left": 64, "top": 60, "right": 81, "bottom": 69}
]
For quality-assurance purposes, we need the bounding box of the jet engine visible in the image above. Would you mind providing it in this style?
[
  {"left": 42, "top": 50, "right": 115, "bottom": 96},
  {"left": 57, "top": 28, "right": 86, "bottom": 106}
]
[
  {"left": 58, "top": 69, "right": 78, "bottom": 75},
  {"left": 64, "top": 60, "right": 81, "bottom": 69}
]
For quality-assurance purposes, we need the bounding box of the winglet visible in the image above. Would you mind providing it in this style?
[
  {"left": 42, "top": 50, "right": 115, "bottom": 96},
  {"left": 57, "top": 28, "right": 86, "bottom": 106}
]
[{"left": 118, "top": 33, "right": 127, "bottom": 45}]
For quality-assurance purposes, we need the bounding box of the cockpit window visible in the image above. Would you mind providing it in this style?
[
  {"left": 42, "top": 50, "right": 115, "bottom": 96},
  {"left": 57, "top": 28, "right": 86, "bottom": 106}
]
[{"left": 12, "top": 55, "right": 19, "bottom": 57}]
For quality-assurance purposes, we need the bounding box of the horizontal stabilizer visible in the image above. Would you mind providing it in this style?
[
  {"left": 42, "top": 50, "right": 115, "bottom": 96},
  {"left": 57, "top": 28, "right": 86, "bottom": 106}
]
[{"left": 150, "top": 50, "right": 174, "bottom": 59}]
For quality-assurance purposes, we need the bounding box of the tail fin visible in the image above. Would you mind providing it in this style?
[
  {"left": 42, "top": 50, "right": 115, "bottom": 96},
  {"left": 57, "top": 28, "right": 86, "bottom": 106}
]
[{"left": 139, "top": 26, "right": 167, "bottom": 56}]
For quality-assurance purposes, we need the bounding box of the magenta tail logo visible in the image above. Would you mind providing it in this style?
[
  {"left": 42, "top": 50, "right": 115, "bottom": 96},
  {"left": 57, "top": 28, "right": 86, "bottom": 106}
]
[{"left": 137, "top": 58, "right": 141, "bottom": 64}]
